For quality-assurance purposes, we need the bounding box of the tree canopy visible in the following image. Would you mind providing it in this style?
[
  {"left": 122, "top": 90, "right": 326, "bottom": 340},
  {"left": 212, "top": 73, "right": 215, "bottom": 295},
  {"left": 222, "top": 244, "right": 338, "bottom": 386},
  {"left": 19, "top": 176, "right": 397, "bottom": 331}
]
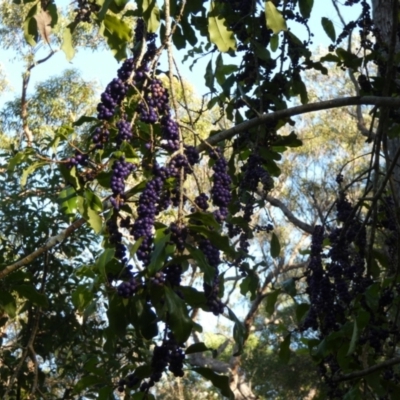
[{"left": 1, "top": 0, "right": 400, "bottom": 399}]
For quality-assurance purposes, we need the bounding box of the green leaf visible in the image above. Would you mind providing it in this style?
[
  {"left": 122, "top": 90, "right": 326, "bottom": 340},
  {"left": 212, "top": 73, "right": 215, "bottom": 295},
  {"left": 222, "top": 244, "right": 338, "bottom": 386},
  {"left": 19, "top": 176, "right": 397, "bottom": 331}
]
[
  {"left": 103, "top": 14, "right": 132, "bottom": 41},
  {"left": 101, "top": 15, "right": 132, "bottom": 61},
  {"left": 8, "top": 152, "right": 27, "bottom": 172},
  {"left": 73, "top": 375, "right": 101, "bottom": 394},
  {"left": 279, "top": 333, "right": 291, "bottom": 364},
  {"left": 321, "top": 17, "right": 336, "bottom": 42},
  {"left": 187, "top": 212, "right": 220, "bottom": 230},
  {"left": 335, "top": 48, "right": 362, "bottom": 69},
  {"left": 253, "top": 41, "right": 271, "bottom": 61},
  {"left": 61, "top": 23, "right": 76, "bottom": 61},
  {"left": 204, "top": 59, "right": 215, "bottom": 91},
  {"left": 148, "top": 228, "right": 172, "bottom": 274},
  {"left": 181, "top": 18, "right": 197, "bottom": 46},
  {"left": 273, "top": 131, "right": 302, "bottom": 147},
  {"left": 81, "top": 189, "right": 103, "bottom": 234},
  {"left": 72, "top": 286, "right": 93, "bottom": 312},
  {"left": 299, "top": 0, "right": 313, "bottom": 19},
  {"left": 109, "top": 0, "right": 130, "bottom": 13},
  {"left": 192, "top": 367, "right": 234, "bottom": 399},
  {"left": 343, "top": 385, "right": 362, "bottom": 400},
  {"left": 347, "top": 320, "right": 358, "bottom": 356},
  {"left": 59, "top": 164, "right": 81, "bottom": 190},
  {"left": 21, "top": 162, "right": 46, "bottom": 187},
  {"left": 141, "top": 0, "right": 160, "bottom": 33},
  {"left": 265, "top": 1, "right": 287, "bottom": 34},
  {"left": 265, "top": 288, "right": 282, "bottom": 316},
  {"left": 98, "top": 0, "right": 114, "bottom": 20},
  {"left": 74, "top": 116, "right": 98, "bottom": 126},
  {"left": 0, "top": 291, "right": 16, "bottom": 318},
  {"left": 239, "top": 274, "right": 259, "bottom": 300},
  {"left": 320, "top": 54, "right": 340, "bottom": 63},
  {"left": 292, "top": 73, "right": 308, "bottom": 104},
  {"left": 365, "top": 283, "right": 380, "bottom": 311},
  {"left": 208, "top": 1, "right": 236, "bottom": 52},
  {"left": 270, "top": 232, "right": 280, "bottom": 258},
  {"left": 23, "top": 4, "right": 38, "bottom": 46},
  {"left": 172, "top": 24, "right": 186, "bottom": 50},
  {"left": 227, "top": 307, "right": 245, "bottom": 355},
  {"left": 186, "top": 244, "right": 215, "bottom": 285},
  {"left": 14, "top": 284, "right": 48, "bottom": 308},
  {"left": 270, "top": 34, "right": 279, "bottom": 52},
  {"left": 84, "top": 189, "right": 103, "bottom": 213},
  {"left": 185, "top": 342, "right": 210, "bottom": 354},
  {"left": 179, "top": 286, "right": 207, "bottom": 308},
  {"left": 295, "top": 303, "right": 309, "bottom": 323},
  {"left": 96, "top": 248, "right": 115, "bottom": 280},
  {"left": 164, "top": 286, "right": 193, "bottom": 343},
  {"left": 281, "top": 278, "right": 297, "bottom": 297},
  {"left": 189, "top": 226, "right": 236, "bottom": 258},
  {"left": 138, "top": 301, "right": 158, "bottom": 340},
  {"left": 98, "top": 386, "right": 114, "bottom": 400}
]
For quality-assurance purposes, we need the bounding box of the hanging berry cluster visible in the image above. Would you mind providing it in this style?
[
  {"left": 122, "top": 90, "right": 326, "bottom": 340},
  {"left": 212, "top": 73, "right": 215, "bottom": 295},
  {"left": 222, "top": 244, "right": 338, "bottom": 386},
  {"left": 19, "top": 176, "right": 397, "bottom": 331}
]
[
  {"left": 62, "top": 17, "right": 250, "bottom": 395},
  {"left": 302, "top": 176, "right": 400, "bottom": 397}
]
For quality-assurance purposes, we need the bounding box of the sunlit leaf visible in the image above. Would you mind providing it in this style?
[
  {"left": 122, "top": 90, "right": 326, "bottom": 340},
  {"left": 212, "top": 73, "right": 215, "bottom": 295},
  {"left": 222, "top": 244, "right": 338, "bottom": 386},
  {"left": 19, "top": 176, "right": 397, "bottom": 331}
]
[
  {"left": 208, "top": 1, "right": 236, "bottom": 52},
  {"left": 265, "top": 1, "right": 287, "bottom": 34}
]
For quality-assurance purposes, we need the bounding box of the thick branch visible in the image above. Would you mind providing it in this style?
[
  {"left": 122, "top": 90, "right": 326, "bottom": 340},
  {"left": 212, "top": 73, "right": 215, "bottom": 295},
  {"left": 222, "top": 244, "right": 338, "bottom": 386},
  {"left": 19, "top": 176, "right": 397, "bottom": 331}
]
[
  {"left": 0, "top": 218, "right": 85, "bottom": 280},
  {"left": 333, "top": 356, "right": 400, "bottom": 383},
  {"left": 198, "top": 96, "right": 400, "bottom": 151},
  {"left": 265, "top": 195, "right": 314, "bottom": 234},
  {"left": 5, "top": 95, "right": 396, "bottom": 278}
]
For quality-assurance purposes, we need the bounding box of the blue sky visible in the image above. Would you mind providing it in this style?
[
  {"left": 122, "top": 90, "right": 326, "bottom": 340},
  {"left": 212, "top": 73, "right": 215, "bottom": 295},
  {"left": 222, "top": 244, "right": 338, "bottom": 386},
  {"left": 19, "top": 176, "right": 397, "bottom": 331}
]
[{"left": 0, "top": 0, "right": 363, "bottom": 107}]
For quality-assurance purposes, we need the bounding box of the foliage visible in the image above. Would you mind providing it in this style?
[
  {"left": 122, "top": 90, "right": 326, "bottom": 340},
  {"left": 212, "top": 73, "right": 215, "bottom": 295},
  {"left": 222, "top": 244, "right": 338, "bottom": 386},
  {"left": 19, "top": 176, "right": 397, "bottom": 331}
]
[{"left": 2, "top": 0, "right": 400, "bottom": 399}]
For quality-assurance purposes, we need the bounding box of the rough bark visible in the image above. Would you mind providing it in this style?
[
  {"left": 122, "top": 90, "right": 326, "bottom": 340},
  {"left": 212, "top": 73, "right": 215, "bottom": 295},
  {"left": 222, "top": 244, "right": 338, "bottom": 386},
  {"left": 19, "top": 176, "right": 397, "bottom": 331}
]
[{"left": 372, "top": 0, "right": 400, "bottom": 201}]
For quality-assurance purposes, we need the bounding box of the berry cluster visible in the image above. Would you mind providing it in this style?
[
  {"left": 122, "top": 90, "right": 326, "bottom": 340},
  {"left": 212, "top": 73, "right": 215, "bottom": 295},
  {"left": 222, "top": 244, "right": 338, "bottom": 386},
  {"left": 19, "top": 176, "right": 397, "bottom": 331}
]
[
  {"left": 92, "top": 126, "right": 110, "bottom": 149},
  {"left": 97, "top": 77, "right": 129, "bottom": 121},
  {"left": 163, "top": 264, "right": 183, "bottom": 287},
  {"left": 195, "top": 193, "right": 209, "bottom": 211},
  {"left": 117, "top": 373, "right": 140, "bottom": 392},
  {"left": 169, "top": 223, "right": 188, "bottom": 252},
  {"left": 184, "top": 145, "right": 200, "bottom": 166},
  {"left": 117, "top": 277, "right": 141, "bottom": 298},
  {"left": 66, "top": 151, "right": 88, "bottom": 169},
  {"left": 116, "top": 117, "right": 133, "bottom": 145},
  {"left": 160, "top": 114, "right": 180, "bottom": 152},
  {"left": 106, "top": 219, "right": 142, "bottom": 298},
  {"left": 210, "top": 149, "right": 232, "bottom": 222},
  {"left": 168, "top": 154, "right": 189, "bottom": 178},
  {"left": 150, "top": 271, "right": 166, "bottom": 287},
  {"left": 146, "top": 78, "right": 170, "bottom": 114},
  {"left": 106, "top": 218, "right": 128, "bottom": 264},
  {"left": 199, "top": 239, "right": 225, "bottom": 315},
  {"left": 139, "top": 330, "right": 185, "bottom": 393},
  {"left": 131, "top": 176, "right": 165, "bottom": 265},
  {"left": 110, "top": 157, "right": 136, "bottom": 210}
]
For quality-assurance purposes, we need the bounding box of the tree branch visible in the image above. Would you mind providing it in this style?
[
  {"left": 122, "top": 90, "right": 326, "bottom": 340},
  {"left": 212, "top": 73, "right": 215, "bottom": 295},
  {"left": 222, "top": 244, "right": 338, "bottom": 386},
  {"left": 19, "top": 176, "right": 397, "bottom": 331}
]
[
  {"left": 0, "top": 218, "right": 85, "bottom": 280},
  {"left": 198, "top": 96, "right": 400, "bottom": 151},
  {"left": 333, "top": 356, "right": 400, "bottom": 383},
  {"left": 5, "top": 94, "right": 396, "bottom": 278},
  {"left": 265, "top": 195, "right": 314, "bottom": 234}
]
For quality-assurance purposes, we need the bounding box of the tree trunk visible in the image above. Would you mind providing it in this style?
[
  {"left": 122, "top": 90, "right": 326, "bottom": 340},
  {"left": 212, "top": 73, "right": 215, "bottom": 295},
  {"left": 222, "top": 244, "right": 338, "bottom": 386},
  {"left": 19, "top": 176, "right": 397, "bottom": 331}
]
[{"left": 372, "top": 0, "right": 400, "bottom": 201}]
